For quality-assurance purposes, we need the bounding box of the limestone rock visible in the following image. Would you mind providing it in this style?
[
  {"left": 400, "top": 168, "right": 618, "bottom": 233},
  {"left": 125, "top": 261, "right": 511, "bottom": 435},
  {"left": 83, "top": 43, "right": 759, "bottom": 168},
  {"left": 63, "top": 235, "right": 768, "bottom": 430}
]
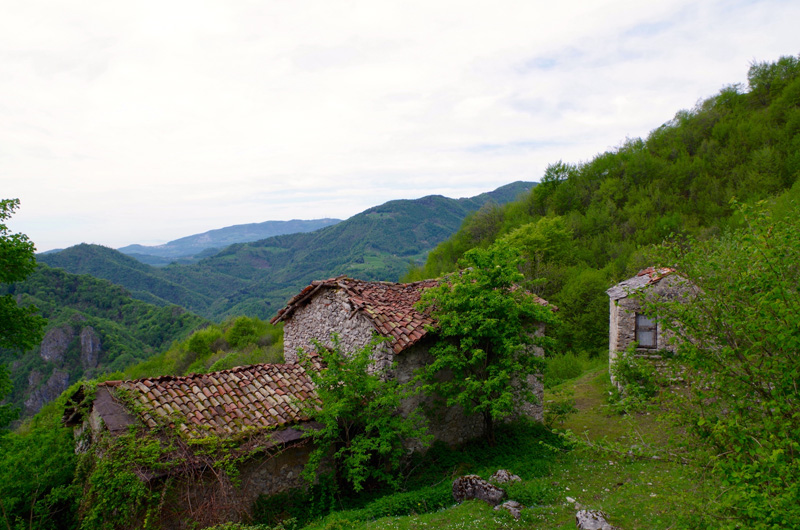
[
  {"left": 576, "top": 509, "right": 617, "bottom": 530},
  {"left": 40, "top": 326, "right": 74, "bottom": 364},
  {"left": 491, "top": 469, "right": 522, "bottom": 484},
  {"left": 80, "top": 326, "right": 102, "bottom": 369},
  {"left": 452, "top": 475, "right": 506, "bottom": 506},
  {"left": 494, "top": 500, "right": 523, "bottom": 519},
  {"left": 24, "top": 370, "right": 70, "bottom": 416}
]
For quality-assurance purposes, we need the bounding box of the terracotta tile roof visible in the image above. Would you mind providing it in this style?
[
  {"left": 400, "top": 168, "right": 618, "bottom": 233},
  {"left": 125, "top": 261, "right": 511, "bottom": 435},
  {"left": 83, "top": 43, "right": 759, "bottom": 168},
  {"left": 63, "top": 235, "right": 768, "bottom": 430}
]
[
  {"left": 98, "top": 363, "right": 318, "bottom": 439},
  {"left": 606, "top": 267, "right": 677, "bottom": 300},
  {"left": 272, "top": 276, "right": 440, "bottom": 354},
  {"left": 272, "top": 276, "right": 554, "bottom": 354}
]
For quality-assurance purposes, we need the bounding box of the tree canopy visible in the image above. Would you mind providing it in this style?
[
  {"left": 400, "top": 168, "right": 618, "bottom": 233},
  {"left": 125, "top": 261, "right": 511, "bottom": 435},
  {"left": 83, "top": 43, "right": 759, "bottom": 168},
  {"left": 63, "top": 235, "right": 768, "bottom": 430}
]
[
  {"left": 0, "top": 199, "right": 46, "bottom": 352},
  {"left": 416, "top": 244, "right": 556, "bottom": 444}
]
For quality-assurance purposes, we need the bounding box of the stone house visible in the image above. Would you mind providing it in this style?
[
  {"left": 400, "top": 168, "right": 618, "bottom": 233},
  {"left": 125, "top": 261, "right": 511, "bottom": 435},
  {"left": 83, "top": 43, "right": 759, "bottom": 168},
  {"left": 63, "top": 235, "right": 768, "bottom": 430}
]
[
  {"left": 63, "top": 363, "right": 320, "bottom": 528},
  {"left": 64, "top": 275, "right": 552, "bottom": 528},
  {"left": 606, "top": 267, "right": 688, "bottom": 384},
  {"left": 271, "top": 276, "right": 552, "bottom": 443}
]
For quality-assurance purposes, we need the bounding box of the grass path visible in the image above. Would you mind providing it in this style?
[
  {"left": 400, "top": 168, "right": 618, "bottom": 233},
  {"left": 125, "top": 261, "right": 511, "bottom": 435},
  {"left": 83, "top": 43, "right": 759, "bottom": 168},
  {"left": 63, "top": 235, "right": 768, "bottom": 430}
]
[{"left": 302, "top": 367, "right": 705, "bottom": 530}]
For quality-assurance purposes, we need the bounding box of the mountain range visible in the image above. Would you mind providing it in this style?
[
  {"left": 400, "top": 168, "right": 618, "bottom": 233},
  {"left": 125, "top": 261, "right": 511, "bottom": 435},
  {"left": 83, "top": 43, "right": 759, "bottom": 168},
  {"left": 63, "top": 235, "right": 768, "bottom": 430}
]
[
  {"left": 117, "top": 218, "right": 341, "bottom": 266},
  {"left": 38, "top": 181, "right": 535, "bottom": 320}
]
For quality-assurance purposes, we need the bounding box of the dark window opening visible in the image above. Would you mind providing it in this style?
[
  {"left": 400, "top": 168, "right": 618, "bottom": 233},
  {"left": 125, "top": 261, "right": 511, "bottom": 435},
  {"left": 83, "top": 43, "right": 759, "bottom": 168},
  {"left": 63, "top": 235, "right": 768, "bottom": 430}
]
[{"left": 635, "top": 313, "right": 657, "bottom": 348}]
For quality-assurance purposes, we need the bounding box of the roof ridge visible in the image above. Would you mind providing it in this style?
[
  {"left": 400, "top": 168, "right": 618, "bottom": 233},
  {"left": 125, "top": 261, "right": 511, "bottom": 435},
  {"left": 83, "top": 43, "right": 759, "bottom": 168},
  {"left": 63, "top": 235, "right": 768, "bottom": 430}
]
[{"left": 99, "top": 362, "right": 305, "bottom": 388}]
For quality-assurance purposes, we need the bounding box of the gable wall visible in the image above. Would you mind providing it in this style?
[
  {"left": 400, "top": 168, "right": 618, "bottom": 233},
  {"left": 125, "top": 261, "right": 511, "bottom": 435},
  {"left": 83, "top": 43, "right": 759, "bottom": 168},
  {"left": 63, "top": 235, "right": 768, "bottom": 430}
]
[{"left": 283, "top": 288, "right": 393, "bottom": 370}]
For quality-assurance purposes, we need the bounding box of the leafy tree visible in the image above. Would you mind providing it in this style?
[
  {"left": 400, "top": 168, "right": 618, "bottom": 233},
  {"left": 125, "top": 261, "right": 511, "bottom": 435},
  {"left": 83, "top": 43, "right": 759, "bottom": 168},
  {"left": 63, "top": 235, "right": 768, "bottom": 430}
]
[
  {"left": 1, "top": 199, "right": 46, "bottom": 429},
  {"left": 0, "top": 199, "right": 46, "bottom": 352},
  {"left": 416, "top": 244, "right": 556, "bottom": 445},
  {"left": 298, "top": 335, "right": 431, "bottom": 492},
  {"left": 641, "top": 197, "right": 800, "bottom": 527}
]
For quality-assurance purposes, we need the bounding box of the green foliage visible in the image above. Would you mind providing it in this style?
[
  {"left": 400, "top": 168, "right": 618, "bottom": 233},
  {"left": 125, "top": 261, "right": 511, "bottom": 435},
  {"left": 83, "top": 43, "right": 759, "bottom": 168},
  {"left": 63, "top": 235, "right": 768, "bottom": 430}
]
[
  {"left": 542, "top": 352, "right": 605, "bottom": 388},
  {"left": 297, "top": 335, "right": 432, "bottom": 493},
  {"left": 0, "top": 198, "right": 46, "bottom": 354},
  {"left": 124, "top": 316, "right": 283, "bottom": 379},
  {"left": 608, "top": 346, "right": 661, "bottom": 413},
  {"left": 641, "top": 198, "right": 800, "bottom": 527},
  {"left": 77, "top": 430, "right": 168, "bottom": 530},
  {"left": 253, "top": 474, "right": 339, "bottom": 528},
  {"left": 256, "top": 421, "right": 561, "bottom": 529},
  {"left": 542, "top": 388, "right": 578, "bottom": 429},
  {"left": 0, "top": 389, "right": 80, "bottom": 530},
  {"left": 416, "top": 244, "right": 556, "bottom": 444}
]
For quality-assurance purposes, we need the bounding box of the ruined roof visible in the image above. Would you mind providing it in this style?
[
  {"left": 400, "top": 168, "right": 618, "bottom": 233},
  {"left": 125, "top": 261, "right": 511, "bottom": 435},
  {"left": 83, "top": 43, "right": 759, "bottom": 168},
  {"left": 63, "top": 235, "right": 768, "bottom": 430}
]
[
  {"left": 91, "top": 363, "right": 318, "bottom": 439},
  {"left": 272, "top": 275, "right": 554, "bottom": 355},
  {"left": 606, "top": 267, "right": 677, "bottom": 301},
  {"left": 272, "top": 276, "right": 440, "bottom": 354}
]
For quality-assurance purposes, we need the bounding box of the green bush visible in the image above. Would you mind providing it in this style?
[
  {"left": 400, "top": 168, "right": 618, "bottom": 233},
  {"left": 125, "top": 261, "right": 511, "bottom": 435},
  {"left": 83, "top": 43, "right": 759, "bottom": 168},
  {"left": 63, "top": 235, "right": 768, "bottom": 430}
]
[
  {"left": 544, "top": 353, "right": 583, "bottom": 386},
  {"left": 609, "top": 346, "right": 660, "bottom": 412},
  {"left": 504, "top": 478, "right": 557, "bottom": 506}
]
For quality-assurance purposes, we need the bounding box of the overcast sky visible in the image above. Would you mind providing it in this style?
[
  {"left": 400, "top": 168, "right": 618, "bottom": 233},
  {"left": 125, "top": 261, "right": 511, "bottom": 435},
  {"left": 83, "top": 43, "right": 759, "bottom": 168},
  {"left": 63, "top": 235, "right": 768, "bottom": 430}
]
[{"left": 2, "top": 0, "right": 798, "bottom": 251}]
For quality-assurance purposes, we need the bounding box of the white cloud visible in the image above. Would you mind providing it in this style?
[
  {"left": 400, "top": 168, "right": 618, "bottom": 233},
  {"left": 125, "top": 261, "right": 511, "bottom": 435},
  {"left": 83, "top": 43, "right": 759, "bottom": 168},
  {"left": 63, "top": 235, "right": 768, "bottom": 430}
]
[{"left": 1, "top": 0, "right": 798, "bottom": 250}]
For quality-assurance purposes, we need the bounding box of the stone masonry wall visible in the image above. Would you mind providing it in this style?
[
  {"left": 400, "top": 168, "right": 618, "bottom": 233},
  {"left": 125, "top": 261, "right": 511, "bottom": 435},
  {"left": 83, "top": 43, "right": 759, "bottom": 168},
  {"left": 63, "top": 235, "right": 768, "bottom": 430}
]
[
  {"left": 161, "top": 441, "right": 314, "bottom": 530},
  {"left": 283, "top": 288, "right": 392, "bottom": 369}
]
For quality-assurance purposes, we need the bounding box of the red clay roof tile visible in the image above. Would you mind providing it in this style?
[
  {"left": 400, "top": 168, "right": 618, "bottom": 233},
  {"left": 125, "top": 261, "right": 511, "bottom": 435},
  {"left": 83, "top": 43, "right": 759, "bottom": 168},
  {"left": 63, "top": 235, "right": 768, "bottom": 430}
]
[{"left": 97, "top": 363, "right": 318, "bottom": 439}]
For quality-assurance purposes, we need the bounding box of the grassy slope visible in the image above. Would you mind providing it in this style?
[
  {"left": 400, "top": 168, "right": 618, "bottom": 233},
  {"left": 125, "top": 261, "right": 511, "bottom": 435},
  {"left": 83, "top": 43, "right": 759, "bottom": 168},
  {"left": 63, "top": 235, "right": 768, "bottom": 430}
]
[{"left": 301, "top": 368, "right": 705, "bottom": 530}]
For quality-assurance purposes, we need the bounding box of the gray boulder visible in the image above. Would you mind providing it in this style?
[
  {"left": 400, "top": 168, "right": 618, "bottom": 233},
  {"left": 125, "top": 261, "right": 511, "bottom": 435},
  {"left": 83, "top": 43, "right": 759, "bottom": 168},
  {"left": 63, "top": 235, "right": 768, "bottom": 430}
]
[
  {"left": 490, "top": 469, "right": 522, "bottom": 484},
  {"left": 576, "top": 509, "right": 617, "bottom": 530},
  {"left": 452, "top": 475, "right": 506, "bottom": 506},
  {"left": 494, "top": 500, "right": 523, "bottom": 519}
]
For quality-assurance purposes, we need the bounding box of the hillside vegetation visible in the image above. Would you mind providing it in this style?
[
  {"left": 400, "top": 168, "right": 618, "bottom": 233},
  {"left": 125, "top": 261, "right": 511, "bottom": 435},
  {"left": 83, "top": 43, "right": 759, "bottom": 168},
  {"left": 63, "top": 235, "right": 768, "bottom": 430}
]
[
  {"left": 0, "top": 264, "right": 207, "bottom": 417},
  {"left": 39, "top": 182, "right": 534, "bottom": 320},
  {"left": 407, "top": 55, "right": 800, "bottom": 354}
]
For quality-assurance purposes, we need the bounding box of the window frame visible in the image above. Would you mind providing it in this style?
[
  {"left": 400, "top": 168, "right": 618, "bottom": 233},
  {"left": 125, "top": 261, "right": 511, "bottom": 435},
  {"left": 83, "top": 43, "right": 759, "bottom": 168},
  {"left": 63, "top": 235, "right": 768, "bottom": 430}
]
[{"left": 635, "top": 312, "right": 658, "bottom": 349}]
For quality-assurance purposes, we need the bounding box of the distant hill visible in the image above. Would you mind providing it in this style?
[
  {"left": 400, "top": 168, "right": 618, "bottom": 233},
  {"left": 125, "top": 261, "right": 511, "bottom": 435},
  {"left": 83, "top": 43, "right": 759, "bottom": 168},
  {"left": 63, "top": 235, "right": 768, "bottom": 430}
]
[
  {"left": 39, "top": 181, "right": 535, "bottom": 320},
  {"left": 0, "top": 264, "right": 207, "bottom": 418},
  {"left": 118, "top": 218, "right": 341, "bottom": 265}
]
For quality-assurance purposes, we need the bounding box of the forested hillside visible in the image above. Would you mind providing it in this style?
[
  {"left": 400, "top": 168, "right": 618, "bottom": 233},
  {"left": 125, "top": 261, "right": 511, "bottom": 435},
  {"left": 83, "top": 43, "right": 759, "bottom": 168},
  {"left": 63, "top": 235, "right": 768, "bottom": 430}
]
[
  {"left": 407, "top": 56, "right": 800, "bottom": 354},
  {"left": 39, "top": 181, "right": 534, "bottom": 320},
  {"left": 0, "top": 264, "right": 207, "bottom": 417}
]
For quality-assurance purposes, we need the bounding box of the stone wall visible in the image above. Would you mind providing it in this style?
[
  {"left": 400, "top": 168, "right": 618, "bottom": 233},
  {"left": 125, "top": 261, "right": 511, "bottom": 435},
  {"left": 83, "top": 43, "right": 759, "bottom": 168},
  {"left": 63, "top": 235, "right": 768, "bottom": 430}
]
[
  {"left": 393, "top": 341, "right": 485, "bottom": 447},
  {"left": 283, "top": 287, "right": 392, "bottom": 368},
  {"left": 161, "top": 441, "right": 314, "bottom": 530}
]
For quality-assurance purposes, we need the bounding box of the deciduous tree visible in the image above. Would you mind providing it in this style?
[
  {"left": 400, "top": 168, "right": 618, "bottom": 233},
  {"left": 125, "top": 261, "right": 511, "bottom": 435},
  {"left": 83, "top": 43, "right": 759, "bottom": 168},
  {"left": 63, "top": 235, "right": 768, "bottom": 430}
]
[{"left": 416, "top": 244, "right": 556, "bottom": 445}]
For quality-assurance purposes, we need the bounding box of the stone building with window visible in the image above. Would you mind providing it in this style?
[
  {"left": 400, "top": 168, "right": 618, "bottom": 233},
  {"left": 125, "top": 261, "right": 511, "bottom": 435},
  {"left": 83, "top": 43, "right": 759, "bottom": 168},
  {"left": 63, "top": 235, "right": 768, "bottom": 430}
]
[{"left": 606, "top": 267, "right": 684, "bottom": 384}]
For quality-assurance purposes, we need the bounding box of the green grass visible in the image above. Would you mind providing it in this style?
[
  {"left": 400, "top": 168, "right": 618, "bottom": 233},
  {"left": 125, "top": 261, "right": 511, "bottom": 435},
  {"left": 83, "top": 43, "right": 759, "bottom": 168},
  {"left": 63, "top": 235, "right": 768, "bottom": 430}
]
[{"left": 274, "top": 365, "right": 709, "bottom": 530}]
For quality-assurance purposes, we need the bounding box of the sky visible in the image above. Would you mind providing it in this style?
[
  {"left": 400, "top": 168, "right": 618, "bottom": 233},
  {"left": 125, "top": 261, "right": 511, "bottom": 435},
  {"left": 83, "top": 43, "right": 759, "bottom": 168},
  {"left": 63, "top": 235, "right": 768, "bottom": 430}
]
[{"left": 2, "top": 0, "right": 798, "bottom": 252}]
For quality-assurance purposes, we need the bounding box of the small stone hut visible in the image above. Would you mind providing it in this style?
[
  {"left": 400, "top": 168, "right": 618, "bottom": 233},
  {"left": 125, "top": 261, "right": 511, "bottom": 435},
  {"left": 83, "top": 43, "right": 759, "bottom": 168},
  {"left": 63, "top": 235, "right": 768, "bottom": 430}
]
[
  {"left": 271, "top": 276, "right": 553, "bottom": 443},
  {"left": 64, "top": 363, "right": 321, "bottom": 528},
  {"left": 606, "top": 267, "right": 686, "bottom": 383}
]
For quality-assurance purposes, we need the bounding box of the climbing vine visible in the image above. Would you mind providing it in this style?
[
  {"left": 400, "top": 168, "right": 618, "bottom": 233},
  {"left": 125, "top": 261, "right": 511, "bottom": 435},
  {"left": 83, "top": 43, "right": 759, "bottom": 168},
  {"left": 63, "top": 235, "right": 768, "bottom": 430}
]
[{"left": 75, "top": 387, "right": 293, "bottom": 530}]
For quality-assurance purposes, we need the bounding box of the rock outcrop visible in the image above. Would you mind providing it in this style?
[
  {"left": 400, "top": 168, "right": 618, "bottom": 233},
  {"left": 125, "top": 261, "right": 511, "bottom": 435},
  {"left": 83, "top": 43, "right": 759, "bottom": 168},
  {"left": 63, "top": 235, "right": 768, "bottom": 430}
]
[
  {"left": 490, "top": 469, "right": 522, "bottom": 484},
  {"left": 452, "top": 475, "right": 506, "bottom": 506},
  {"left": 39, "top": 326, "right": 74, "bottom": 364},
  {"left": 24, "top": 370, "right": 70, "bottom": 416},
  {"left": 576, "top": 509, "right": 617, "bottom": 530},
  {"left": 80, "top": 326, "right": 101, "bottom": 369},
  {"left": 494, "top": 500, "right": 523, "bottom": 519}
]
